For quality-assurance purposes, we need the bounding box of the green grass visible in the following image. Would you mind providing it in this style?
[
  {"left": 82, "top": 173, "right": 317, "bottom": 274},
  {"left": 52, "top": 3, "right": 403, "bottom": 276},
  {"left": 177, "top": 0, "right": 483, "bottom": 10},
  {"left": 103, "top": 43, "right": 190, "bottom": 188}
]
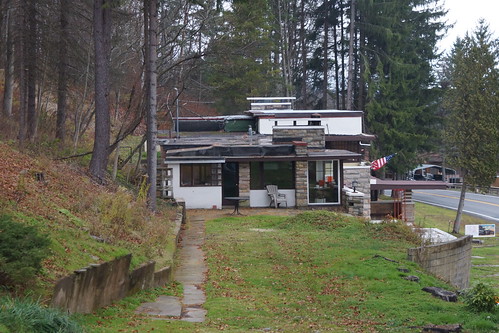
[
  {"left": 413, "top": 202, "right": 492, "bottom": 233},
  {"left": 0, "top": 296, "right": 84, "bottom": 333},
  {"left": 81, "top": 211, "right": 498, "bottom": 332}
]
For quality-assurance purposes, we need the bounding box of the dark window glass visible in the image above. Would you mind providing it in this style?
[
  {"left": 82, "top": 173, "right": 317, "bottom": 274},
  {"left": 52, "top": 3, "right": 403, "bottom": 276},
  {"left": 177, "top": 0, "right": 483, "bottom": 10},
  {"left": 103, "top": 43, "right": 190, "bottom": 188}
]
[
  {"left": 250, "top": 161, "right": 294, "bottom": 189},
  {"left": 180, "top": 164, "right": 221, "bottom": 187}
]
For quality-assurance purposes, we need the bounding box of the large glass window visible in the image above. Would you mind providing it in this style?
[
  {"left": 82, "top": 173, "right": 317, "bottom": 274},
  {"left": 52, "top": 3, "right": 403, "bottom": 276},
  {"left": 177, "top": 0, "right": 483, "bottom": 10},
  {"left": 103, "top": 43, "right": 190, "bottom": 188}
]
[
  {"left": 250, "top": 161, "right": 294, "bottom": 189},
  {"left": 180, "top": 164, "right": 221, "bottom": 187},
  {"left": 308, "top": 160, "right": 340, "bottom": 204}
]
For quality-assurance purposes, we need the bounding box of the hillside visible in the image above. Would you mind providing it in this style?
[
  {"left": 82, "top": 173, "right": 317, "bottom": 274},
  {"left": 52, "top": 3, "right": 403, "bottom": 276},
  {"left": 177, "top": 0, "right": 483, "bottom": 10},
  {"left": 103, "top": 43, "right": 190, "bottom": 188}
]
[{"left": 0, "top": 142, "right": 175, "bottom": 298}]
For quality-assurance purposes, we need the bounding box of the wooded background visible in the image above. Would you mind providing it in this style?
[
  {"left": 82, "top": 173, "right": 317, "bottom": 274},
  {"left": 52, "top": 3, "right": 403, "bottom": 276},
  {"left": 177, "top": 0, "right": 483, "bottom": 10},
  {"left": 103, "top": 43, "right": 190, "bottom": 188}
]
[{"left": 1, "top": 0, "right": 497, "bottom": 195}]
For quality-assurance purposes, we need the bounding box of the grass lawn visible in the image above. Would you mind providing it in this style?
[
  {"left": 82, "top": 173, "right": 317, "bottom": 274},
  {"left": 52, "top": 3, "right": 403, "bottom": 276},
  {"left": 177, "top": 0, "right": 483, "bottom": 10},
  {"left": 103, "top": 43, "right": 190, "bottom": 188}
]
[
  {"left": 81, "top": 211, "right": 498, "bottom": 332},
  {"left": 415, "top": 202, "right": 499, "bottom": 294}
]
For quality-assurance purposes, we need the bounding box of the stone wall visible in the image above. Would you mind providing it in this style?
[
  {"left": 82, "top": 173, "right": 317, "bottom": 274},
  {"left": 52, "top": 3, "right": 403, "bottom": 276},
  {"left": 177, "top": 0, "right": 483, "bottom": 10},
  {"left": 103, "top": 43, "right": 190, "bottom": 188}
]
[
  {"left": 343, "top": 190, "right": 370, "bottom": 218},
  {"left": 295, "top": 160, "right": 308, "bottom": 207},
  {"left": 407, "top": 235, "right": 472, "bottom": 289},
  {"left": 403, "top": 190, "right": 415, "bottom": 223},
  {"left": 238, "top": 162, "right": 250, "bottom": 206},
  {"left": 342, "top": 165, "right": 371, "bottom": 218},
  {"left": 343, "top": 164, "right": 371, "bottom": 196},
  {"left": 51, "top": 202, "right": 185, "bottom": 313},
  {"left": 272, "top": 127, "right": 325, "bottom": 149}
]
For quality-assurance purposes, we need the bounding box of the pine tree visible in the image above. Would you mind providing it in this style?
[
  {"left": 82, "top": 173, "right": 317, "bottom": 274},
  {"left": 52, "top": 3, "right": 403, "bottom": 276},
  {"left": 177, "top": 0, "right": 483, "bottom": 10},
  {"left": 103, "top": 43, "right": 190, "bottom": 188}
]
[
  {"left": 361, "top": 0, "right": 446, "bottom": 175},
  {"left": 444, "top": 21, "right": 499, "bottom": 233},
  {"left": 204, "top": 0, "right": 280, "bottom": 114}
]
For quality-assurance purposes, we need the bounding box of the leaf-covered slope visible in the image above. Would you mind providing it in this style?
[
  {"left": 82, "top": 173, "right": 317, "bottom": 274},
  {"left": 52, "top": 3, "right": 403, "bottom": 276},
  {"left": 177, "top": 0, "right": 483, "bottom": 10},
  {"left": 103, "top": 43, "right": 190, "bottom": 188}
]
[{"left": 0, "top": 142, "right": 174, "bottom": 295}]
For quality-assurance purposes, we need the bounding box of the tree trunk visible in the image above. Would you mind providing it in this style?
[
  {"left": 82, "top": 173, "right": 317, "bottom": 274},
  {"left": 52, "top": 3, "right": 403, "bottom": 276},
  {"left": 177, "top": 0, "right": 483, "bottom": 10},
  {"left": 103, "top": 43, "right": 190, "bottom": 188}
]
[
  {"left": 56, "top": 0, "right": 69, "bottom": 141},
  {"left": 112, "top": 140, "right": 120, "bottom": 181},
  {"left": 26, "top": 0, "right": 37, "bottom": 141},
  {"left": 346, "top": 0, "right": 355, "bottom": 110},
  {"left": 333, "top": 6, "right": 340, "bottom": 109},
  {"left": 357, "top": 17, "right": 365, "bottom": 111},
  {"left": 453, "top": 178, "right": 467, "bottom": 234},
  {"left": 146, "top": 0, "right": 158, "bottom": 211},
  {"left": 340, "top": 0, "right": 346, "bottom": 109},
  {"left": 322, "top": 0, "right": 329, "bottom": 109},
  {"left": 300, "top": 0, "right": 307, "bottom": 105},
  {"left": 73, "top": 39, "right": 93, "bottom": 152},
  {"left": 17, "top": 4, "right": 27, "bottom": 145},
  {"left": 3, "top": 3, "right": 14, "bottom": 118},
  {"left": 89, "top": 0, "right": 112, "bottom": 183}
]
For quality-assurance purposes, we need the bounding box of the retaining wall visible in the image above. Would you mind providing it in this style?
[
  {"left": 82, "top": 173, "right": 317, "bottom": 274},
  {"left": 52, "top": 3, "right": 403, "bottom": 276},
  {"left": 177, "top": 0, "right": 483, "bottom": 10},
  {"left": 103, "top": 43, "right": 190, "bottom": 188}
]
[
  {"left": 407, "top": 235, "right": 472, "bottom": 289},
  {"left": 51, "top": 201, "right": 185, "bottom": 313}
]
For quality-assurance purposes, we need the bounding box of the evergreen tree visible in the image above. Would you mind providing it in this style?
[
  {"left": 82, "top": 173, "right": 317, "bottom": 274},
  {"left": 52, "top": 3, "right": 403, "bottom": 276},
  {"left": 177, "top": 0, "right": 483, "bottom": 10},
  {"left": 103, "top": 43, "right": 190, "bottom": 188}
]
[
  {"left": 443, "top": 21, "right": 499, "bottom": 233},
  {"left": 361, "top": 0, "right": 446, "bottom": 175},
  {"left": 204, "top": 0, "right": 280, "bottom": 114}
]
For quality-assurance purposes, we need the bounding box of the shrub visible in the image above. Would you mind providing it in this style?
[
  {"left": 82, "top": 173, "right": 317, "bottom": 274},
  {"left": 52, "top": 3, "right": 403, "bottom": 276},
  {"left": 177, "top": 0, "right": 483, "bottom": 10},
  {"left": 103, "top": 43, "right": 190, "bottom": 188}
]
[
  {"left": 0, "top": 215, "right": 50, "bottom": 286},
  {"left": 0, "top": 296, "right": 84, "bottom": 333},
  {"left": 463, "top": 283, "right": 497, "bottom": 313},
  {"left": 95, "top": 188, "right": 148, "bottom": 240}
]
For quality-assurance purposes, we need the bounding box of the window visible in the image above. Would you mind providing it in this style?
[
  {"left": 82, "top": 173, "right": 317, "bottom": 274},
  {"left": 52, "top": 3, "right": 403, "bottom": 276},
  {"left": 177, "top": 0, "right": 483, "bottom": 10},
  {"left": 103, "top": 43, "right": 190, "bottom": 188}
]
[
  {"left": 250, "top": 161, "right": 294, "bottom": 189},
  {"left": 180, "top": 164, "right": 221, "bottom": 187},
  {"left": 308, "top": 160, "right": 340, "bottom": 204}
]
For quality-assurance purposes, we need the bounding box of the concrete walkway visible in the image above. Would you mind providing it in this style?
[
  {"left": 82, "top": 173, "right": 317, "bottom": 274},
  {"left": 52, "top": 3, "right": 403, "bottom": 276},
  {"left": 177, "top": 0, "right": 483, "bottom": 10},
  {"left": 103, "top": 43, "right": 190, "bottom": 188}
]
[{"left": 136, "top": 214, "right": 208, "bottom": 322}]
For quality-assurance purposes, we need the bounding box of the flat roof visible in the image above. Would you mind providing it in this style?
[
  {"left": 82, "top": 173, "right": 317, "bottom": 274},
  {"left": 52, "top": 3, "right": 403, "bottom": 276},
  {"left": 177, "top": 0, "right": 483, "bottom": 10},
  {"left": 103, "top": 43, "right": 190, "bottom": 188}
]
[
  {"left": 247, "top": 97, "right": 296, "bottom": 100},
  {"left": 246, "top": 110, "right": 364, "bottom": 118},
  {"left": 370, "top": 178, "right": 448, "bottom": 190}
]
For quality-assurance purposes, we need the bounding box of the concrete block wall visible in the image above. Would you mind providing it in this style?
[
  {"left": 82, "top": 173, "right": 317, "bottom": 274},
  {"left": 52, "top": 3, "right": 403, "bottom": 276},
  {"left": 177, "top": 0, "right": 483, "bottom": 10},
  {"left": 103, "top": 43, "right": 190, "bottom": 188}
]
[
  {"left": 51, "top": 202, "right": 185, "bottom": 313},
  {"left": 407, "top": 235, "right": 472, "bottom": 289},
  {"left": 51, "top": 255, "right": 131, "bottom": 313}
]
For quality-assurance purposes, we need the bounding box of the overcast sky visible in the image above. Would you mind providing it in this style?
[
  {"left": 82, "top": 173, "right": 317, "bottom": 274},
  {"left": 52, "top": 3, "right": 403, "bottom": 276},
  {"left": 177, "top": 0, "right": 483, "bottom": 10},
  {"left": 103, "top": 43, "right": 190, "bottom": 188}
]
[{"left": 438, "top": 0, "right": 499, "bottom": 53}]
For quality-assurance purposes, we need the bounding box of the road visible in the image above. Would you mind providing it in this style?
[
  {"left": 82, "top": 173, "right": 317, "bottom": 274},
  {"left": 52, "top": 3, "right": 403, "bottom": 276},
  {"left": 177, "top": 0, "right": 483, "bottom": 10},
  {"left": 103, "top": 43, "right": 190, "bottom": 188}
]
[{"left": 412, "top": 189, "right": 499, "bottom": 222}]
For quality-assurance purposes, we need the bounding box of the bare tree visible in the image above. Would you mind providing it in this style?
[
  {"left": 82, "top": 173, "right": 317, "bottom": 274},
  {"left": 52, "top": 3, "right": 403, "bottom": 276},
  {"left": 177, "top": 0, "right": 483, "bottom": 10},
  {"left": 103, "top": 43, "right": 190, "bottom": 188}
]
[
  {"left": 55, "top": 0, "right": 69, "bottom": 141},
  {"left": 25, "top": 0, "right": 38, "bottom": 141},
  {"left": 345, "top": 0, "right": 355, "bottom": 110},
  {"left": 2, "top": 0, "right": 14, "bottom": 118},
  {"left": 89, "top": 0, "right": 113, "bottom": 182},
  {"left": 145, "top": 0, "right": 158, "bottom": 211}
]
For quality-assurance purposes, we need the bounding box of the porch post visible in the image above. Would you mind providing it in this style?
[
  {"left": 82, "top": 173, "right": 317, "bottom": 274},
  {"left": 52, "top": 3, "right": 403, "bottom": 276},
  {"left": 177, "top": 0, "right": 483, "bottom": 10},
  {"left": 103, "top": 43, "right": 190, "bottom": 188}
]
[
  {"left": 295, "top": 161, "right": 308, "bottom": 207},
  {"left": 239, "top": 162, "right": 250, "bottom": 206}
]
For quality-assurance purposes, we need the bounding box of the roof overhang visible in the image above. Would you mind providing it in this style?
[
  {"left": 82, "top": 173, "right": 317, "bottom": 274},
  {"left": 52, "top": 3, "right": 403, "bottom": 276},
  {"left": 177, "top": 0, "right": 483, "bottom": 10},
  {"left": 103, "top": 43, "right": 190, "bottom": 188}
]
[
  {"left": 164, "top": 158, "right": 226, "bottom": 164},
  {"left": 164, "top": 145, "right": 360, "bottom": 163},
  {"left": 325, "top": 134, "right": 376, "bottom": 142},
  {"left": 246, "top": 110, "right": 364, "bottom": 118}
]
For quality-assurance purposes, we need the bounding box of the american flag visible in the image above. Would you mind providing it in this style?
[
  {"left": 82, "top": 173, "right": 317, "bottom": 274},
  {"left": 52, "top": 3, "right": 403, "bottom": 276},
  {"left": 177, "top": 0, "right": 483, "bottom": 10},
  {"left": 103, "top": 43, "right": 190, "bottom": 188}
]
[{"left": 370, "top": 154, "right": 396, "bottom": 171}]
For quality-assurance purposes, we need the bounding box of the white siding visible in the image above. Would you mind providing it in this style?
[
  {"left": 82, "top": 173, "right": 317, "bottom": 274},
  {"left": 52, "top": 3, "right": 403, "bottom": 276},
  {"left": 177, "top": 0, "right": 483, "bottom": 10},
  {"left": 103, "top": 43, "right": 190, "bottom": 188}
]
[
  {"left": 257, "top": 117, "right": 362, "bottom": 135},
  {"left": 249, "top": 189, "right": 296, "bottom": 207},
  {"left": 169, "top": 164, "right": 223, "bottom": 209}
]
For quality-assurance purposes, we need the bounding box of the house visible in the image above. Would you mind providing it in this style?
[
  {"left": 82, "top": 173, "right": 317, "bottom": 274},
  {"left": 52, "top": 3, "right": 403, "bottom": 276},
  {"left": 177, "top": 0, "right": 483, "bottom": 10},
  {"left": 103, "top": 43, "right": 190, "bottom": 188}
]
[{"left": 158, "top": 97, "right": 375, "bottom": 216}]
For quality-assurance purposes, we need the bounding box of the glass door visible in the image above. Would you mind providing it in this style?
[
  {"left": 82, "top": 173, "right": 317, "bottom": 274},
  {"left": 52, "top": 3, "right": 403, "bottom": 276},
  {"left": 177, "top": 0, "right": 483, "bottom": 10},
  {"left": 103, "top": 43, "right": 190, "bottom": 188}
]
[
  {"left": 222, "top": 162, "right": 239, "bottom": 203},
  {"left": 308, "top": 160, "right": 340, "bottom": 204}
]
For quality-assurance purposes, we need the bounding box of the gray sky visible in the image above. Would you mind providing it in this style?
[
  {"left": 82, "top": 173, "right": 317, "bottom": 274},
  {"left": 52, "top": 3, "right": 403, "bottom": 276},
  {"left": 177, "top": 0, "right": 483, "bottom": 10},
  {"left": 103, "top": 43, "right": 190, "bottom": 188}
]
[{"left": 438, "top": 0, "right": 499, "bottom": 53}]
